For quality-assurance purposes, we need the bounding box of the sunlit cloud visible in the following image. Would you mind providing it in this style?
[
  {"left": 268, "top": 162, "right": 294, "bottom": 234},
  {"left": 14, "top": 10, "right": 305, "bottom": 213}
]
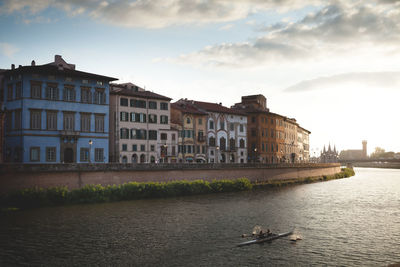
[
  {"left": 0, "top": 0, "right": 322, "bottom": 28},
  {"left": 284, "top": 72, "right": 400, "bottom": 92},
  {"left": 0, "top": 43, "right": 19, "bottom": 58}
]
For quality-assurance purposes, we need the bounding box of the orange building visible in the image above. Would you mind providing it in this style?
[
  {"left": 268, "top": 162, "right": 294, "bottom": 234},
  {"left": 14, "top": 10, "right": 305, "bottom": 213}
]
[{"left": 233, "top": 94, "right": 309, "bottom": 163}]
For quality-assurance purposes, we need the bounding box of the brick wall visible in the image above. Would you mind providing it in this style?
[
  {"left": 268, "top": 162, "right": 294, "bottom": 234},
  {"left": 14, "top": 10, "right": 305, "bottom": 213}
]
[{"left": 0, "top": 163, "right": 341, "bottom": 194}]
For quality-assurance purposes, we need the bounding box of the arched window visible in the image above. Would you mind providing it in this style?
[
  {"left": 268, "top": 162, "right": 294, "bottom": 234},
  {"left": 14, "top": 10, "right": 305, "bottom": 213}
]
[
  {"left": 150, "top": 156, "right": 156, "bottom": 163},
  {"left": 186, "top": 117, "right": 191, "bottom": 124},
  {"left": 140, "top": 154, "right": 146, "bottom": 163},
  {"left": 229, "top": 138, "right": 235, "bottom": 151},
  {"left": 209, "top": 136, "right": 215, "bottom": 146},
  {"left": 122, "top": 156, "right": 127, "bottom": 163},
  {"left": 219, "top": 137, "right": 226, "bottom": 151},
  {"left": 240, "top": 139, "right": 245, "bottom": 148},
  {"left": 132, "top": 154, "right": 137, "bottom": 163},
  {"left": 230, "top": 154, "right": 235, "bottom": 163}
]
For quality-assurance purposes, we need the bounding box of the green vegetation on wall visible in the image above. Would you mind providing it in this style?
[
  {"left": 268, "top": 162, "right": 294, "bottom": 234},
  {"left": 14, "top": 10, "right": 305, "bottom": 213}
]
[{"left": 0, "top": 168, "right": 355, "bottom": 210}]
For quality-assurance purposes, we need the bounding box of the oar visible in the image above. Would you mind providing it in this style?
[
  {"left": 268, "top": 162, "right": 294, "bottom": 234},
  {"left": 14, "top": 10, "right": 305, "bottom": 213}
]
[{"left": 241, "top": 233, "right": 256, "bottom": 238}]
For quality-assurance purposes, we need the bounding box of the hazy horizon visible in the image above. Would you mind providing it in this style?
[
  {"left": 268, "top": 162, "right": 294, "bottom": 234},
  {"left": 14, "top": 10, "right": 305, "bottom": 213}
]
[{"left": 1, "top": 0, "right": 399, "bottom": 154}]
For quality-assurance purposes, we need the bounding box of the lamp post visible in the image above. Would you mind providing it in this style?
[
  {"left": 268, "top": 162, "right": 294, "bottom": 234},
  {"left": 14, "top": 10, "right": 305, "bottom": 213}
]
[
  {"left": 89, "top": 139, "right": 93, "bottom": 163},
  {"left": 254, "top": 148, "right": 257, "bottom": 163}
]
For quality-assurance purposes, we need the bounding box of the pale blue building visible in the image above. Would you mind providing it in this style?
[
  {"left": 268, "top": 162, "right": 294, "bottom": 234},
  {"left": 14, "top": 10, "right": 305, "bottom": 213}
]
[{"left": 1, "top": 55, "right": 117, "bottom": 163}]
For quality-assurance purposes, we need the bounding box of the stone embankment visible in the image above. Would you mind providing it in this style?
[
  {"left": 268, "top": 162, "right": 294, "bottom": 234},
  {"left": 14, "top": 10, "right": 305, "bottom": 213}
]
[{"left": 0, "top": 163, "right": 341, "bottom": 194}]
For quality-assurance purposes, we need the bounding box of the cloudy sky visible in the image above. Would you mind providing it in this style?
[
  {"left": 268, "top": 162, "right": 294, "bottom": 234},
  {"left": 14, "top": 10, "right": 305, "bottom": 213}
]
[{"left": 1, "top": 0, "right": 400, "bottom": 154}]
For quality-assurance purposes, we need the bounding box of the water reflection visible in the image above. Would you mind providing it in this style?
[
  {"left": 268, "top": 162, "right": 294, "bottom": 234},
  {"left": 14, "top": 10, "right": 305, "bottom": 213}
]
[{"left": 0, "top": 168, "right": 399, "bottom": 266}]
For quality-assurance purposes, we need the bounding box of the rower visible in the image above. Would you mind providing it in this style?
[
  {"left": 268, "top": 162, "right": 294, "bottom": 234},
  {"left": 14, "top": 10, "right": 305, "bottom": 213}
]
[{"left": 266, "top": 229, "right": 272, "bottom": 237}]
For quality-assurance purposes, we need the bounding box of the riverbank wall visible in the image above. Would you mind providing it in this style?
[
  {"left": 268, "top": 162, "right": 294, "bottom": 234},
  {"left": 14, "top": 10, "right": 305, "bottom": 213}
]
[{"left": 0, "top": 163, "right": 341, "bottom": 194}]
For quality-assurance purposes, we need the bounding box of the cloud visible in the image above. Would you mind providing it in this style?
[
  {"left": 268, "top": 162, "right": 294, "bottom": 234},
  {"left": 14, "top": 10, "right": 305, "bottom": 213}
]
[
  {"left": 173, "top": 1, "right": 400, "bottom": 68},
  {"left": 0, "top": 0, "right": 322, "bottom": 28},
  {"left": 0, "top": 43, "right": 19, "bottom": 58},
  {"left": 284, "top": 72, "right": 400, "bottom": 92}
]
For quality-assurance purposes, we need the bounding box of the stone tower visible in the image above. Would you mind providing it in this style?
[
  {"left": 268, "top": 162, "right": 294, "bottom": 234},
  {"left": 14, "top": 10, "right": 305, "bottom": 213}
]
[{"left": 362, "top": 140, "right": 367, "bottom": 158}]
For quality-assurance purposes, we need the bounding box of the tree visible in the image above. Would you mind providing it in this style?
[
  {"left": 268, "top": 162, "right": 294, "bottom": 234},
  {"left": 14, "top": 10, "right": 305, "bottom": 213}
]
[{"left": 370, "top": 147, "right": 385, "bottom": 158}]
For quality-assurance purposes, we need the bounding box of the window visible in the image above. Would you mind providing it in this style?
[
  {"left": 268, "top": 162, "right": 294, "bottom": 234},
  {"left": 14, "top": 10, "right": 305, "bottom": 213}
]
[
  {"left": 172, "top": 134, "right": 176, "bottom": 141},
  {"left": 80, "top": 148, "right": 89, "bottom": 162},
  {"left": 46, "top": 147, "right": 56, "bottom": 162},
  {"left": 161, "top": 133, "right": 167, "bottom": 140},
  {"left": 130, "top": 99, "right": 146, "bottom": 108},
  {"left": 148, "top": 114, "right": 157, "bottom": 123},
  {"left": 15, "top": 82, "right": 22, "bottom": 99},
  {"left": 240, "top": 124, "right": 244, "bottom": 132},
  {"left": 198, "top": 118, "right": 203, "bottom": 125},
  {"left": 81, "top": 88, "right": 91, "bottom": 103},
  {"left": 65, "top": 77, "right": 73, "bottom": 82},
  {"left": 63, "top": 112, "right": 75, "bottom": 131},
  {"left": 120, "top": 98, "right": 128, "bottom": 106},
  {"left": 220, "top": 121, "right": 225, "bottom": 130},
  {"left": 30, "top": 109, "right": 42, "bottom": 130},
  {"left": 220, "top": 137, "right": 226, "bottom": 150},
  {"left": 31, "top": 82, "right": 42, "bottom": 99},
  {"left": 30, "top": 147, "right": 40, "bottom": 162},
  {"left": 120, "top": 112, "right": 129, "bottom": 122},
  {"left": 14, "top": 110, "right": 21, "bottom": 130},
  {"left": 209, "top": 136, "right": 215, "bottom": 146},
  {"left": 251, "top": 116, "right": 256, "bottom": 123},
  {"left": 82, "top": 79, "right": 89, "bottom": 84},
  {"left": 7, "top": 84, "right": 13, "bottom": 100},
  {"left": 271, "top": 129, "right": 274, "bottom": 138},
  {"left": 81, "top": 113, "right": 91, "bottom": 132},
  {"left": 5, "top": 112, "right": 12, "bottom": 132},
  {"left": 150, "top": 145, "right": 155, "bottom": 152},
  {"left": 230, "top": 138, "right": 235, "bottom": 150},
  {"left": 160, "top": 115, "right": 168, "bottom": 124},
  {"left": 45, "top": 86, "right": 59, "bottom": 100},
  {"left": 47, "top": 111, "right": 58, "bottom": 130},
  {"left": 94, "top": 89, "right": 106, "bottom": 104},
  {"left": 95, "top": 115, "right": 104, "bottom": 133},
  {"left": 140, "top": 144, "right": 145, "bottom": 151},
  {"left": 240, "top": 139, "right": 245, "bottom": 148},
  {"left": 132, "top": 144, "right": 137, "bottom": 151},
  {"left": 149, "top": 101, "right": 157, "bottom": 109},
  {"left": 120, "top": 128, "right": 129, "bottom": 139},
  {"left": 96, "top": 81, "right": 104, "bottom": 86},
  {"left": 133, "top": 129, "right": 147, "bottom": 140},
  {"left": 186, "top": 117, "right": 191, "bottom": 124},
  {"left": 160, "top": 102, "right": 168, "bottom": 110},
  {"left": 122, "top": 144, "right": 127, "bottom": 151},
  {"left": 148, "top": 130, "right": 157, "bottom": 140},
  {"left": 172, "top": 146, "right": 176, "bottom": 155},
  {"left": 209, "top": 120, "right": 214, "bottom": 130},
  {"left": 95, "top": 148, "right": 104, "bottom": 162},
  {"left": 63, "top": 86, "right": 75, "bottom": 102},
  {"left": 230, "top": 123, "right": 234, "bottom": 131}
]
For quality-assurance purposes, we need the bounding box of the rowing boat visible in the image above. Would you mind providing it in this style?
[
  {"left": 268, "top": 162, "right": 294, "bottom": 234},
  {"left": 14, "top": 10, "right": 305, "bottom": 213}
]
[{"left": 237, "top": 230, "right": 293, "bottom": 247}]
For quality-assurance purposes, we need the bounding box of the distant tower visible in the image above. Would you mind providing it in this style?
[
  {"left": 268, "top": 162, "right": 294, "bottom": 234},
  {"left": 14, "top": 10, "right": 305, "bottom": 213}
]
[{"left": 362, "top": 140, "right": 367, "bottom": 158}]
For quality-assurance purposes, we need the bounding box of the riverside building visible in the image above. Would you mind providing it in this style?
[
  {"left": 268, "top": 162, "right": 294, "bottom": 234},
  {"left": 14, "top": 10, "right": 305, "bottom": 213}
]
[
  {"left": 109, "top": 83, "right": 173, "bottom": 163},
  {"left": 178, "top": 99, "right": 248, "bottom": 163},
  {"left": 1, "top": 55, "right": 117, "bottom": 163},
  {"left": 232, "top": 94, "right": 310, "bottom": 163},
  {"left": 171, "top": 101, "right": 208, "bottom": 163}
]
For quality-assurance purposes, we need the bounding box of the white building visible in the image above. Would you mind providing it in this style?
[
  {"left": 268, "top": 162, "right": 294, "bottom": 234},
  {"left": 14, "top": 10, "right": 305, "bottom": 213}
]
[
  {"left": 182, "top": 100, "right": 248, "bottom": 163},
  {"left": 109, "top": 83, "right": 173, "bottom": 163}
]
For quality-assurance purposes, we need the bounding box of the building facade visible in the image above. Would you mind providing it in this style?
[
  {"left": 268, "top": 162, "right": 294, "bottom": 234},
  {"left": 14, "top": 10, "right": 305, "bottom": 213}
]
[
  {"left": 184, "top": 100, "right": 247, "bottom": 163},
  {"left": 339, "top": 140, "right": 368, "bottom": 160},
  {"left": 1, "top": 55, "right": 116, "bottom": 163},
  {"left": 320, "top": 144, "right": 339, "bottom": 163},
  {"left": 297, "top": 126, "right": 311, "bottom": 162},
  {"left": 232, "top": 94, "right": 310, "bottom": 164},
  {"left": 109, "top": 83, "right": 173, "bottom": 163},
  {"left": 171, "top": 101, "right": 208, "bottom": 163}
]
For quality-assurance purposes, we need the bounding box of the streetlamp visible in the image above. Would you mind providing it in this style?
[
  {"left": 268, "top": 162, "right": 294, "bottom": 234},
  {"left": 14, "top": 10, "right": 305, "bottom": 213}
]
[
  {"left": 89, "top": 139, "right": 93, "bottom": 163},
  {"left": 216, "top": 146, "right": 220, "bottom": 163},
  {"left": 254, "top": 148, "right": 257, "bottom": 163}
]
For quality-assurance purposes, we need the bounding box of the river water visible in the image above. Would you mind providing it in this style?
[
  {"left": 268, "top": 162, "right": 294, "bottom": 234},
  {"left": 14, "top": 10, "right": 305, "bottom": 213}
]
[{"left": 0, "top": 168, "right": 399, "bottom": 266}]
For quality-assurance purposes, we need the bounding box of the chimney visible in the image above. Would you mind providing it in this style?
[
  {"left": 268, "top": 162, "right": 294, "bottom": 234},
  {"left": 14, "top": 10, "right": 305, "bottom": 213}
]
[
  {"left": 31, "top": 60, "right": 35, "bottom": 66},
  {"left": 55, "top": 55, "right": 62, "bottom": 62},
  {"left": 11, "top": 64, "right": 15, "bottom": 70},
  {"left": 18, "top": 65, "right": 22, "bottom": 68}
]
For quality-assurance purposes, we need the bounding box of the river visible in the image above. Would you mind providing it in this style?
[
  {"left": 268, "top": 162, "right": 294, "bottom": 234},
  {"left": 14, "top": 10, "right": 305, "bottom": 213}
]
[{"left": 0, "top": 167, "right": 399, "bottom": 266}]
